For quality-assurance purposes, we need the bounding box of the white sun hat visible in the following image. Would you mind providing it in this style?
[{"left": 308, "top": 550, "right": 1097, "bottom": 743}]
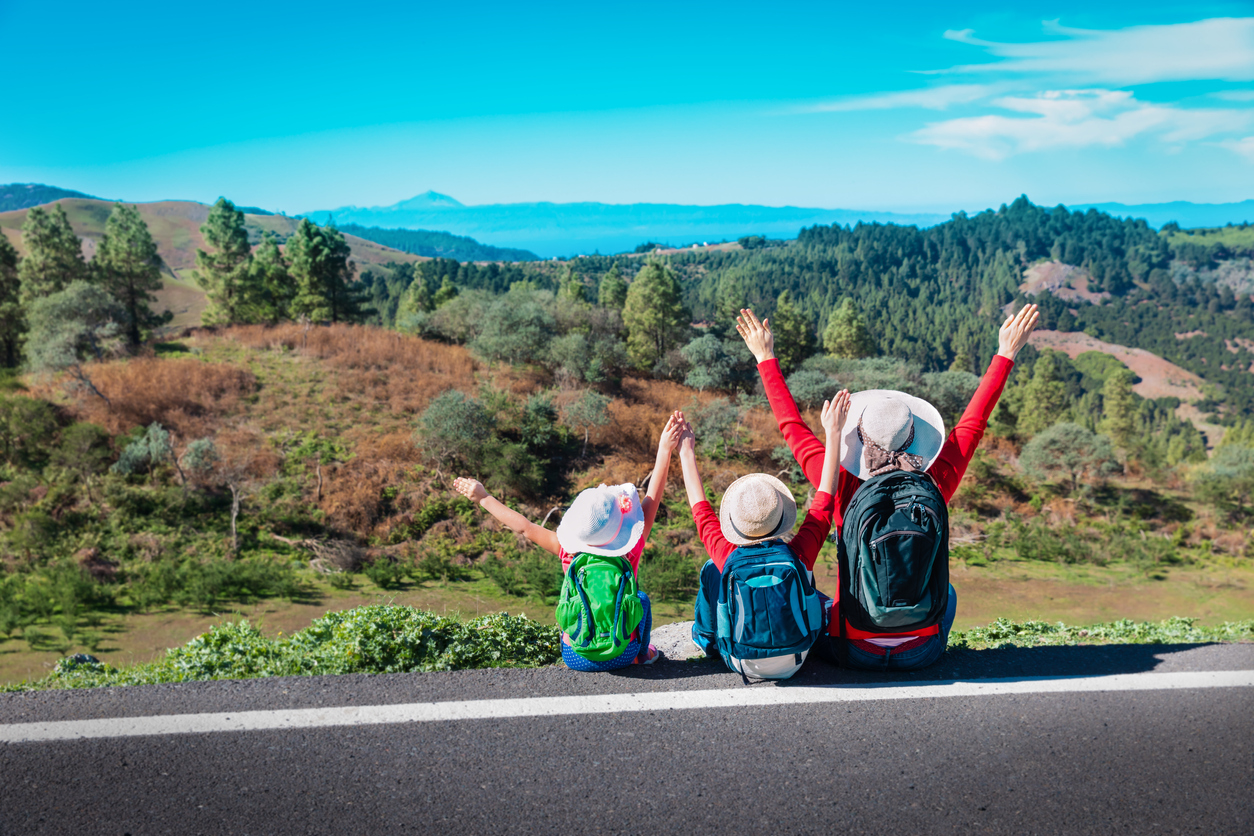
[
  {"left": 840, "top": 390, "right": 946, "bottom": 481},
  {"left": 556, "top": 483, "right": 645, "bottom": 557},
  {"left": 718, "top": 473, "right": 798, "bottom": 546}
]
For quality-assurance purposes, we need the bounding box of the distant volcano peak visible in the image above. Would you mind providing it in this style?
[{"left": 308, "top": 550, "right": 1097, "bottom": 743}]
[{"left": 391, "top": 191, "right": 464, "bottom": 211}]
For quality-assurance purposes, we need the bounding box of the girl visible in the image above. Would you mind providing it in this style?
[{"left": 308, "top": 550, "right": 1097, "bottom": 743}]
[{"left": 453, "top": 411, "right": 685, "bottom": 669}]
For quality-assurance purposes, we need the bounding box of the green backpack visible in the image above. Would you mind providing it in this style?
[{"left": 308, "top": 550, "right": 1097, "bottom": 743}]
[{"left": 555, "top": 553, "right": 644, "bottom": 662}]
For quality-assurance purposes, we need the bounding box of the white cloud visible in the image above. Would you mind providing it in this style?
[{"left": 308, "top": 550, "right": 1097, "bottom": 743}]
[
  {"left": 936, "top": 18, "right": 1254, "bottom": 85},
  {"left": 802, "top": 84, "right": 994, "bottom": 112},
  {"left": 1220, "top": 136, "right": 1254, "bottom": 160},
  {"left": 911, "top": 89, "right": 1250, "bottom": 159}
]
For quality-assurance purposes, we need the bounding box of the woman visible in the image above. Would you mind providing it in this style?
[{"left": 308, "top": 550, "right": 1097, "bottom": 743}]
[{"left": 736, "top": 304, "right": 1039, "bottom": 670}]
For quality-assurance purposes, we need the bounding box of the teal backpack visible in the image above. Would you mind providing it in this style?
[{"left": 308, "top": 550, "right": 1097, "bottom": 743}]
[{"left": 555, "top": 553, "right": 643, "bottom": 662}]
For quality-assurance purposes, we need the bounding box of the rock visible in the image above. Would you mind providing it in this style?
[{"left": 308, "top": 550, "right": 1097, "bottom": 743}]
[{"left": 650, "top": 620, "right": 706, "bottom": 662}]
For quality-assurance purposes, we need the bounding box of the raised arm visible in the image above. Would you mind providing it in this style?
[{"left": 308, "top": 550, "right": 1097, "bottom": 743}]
[
  {"left": 928, "top": 304, "right": 1040, "bottom": 502},
  {"left": 737, "top": 308, "right": 826, "bottom": 487},
  {"left": 788, "top": 392, "right": 849, "bottom": 569},
  {"left": 677, "top": 418, "right": 736, "bottom": 570},
  {"left": 452, "top": 477, "right": 560, "bottom": 555},
  {"left": 641, "top": 411, "right": 682, "bottom": 538}
]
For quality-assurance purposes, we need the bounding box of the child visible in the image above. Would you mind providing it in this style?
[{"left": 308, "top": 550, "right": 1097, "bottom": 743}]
[
  {"left": 453, "top": 411, "right": 684, "bottom": 670},
  {"left": 678, "top": 391, "right": 849, "bottom": 679},
  {"left": 735, "top": 304, "right": 1039, "bottom": 670}
]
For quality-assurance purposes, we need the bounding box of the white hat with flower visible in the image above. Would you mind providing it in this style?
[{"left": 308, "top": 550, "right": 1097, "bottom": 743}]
[{"left": 556, "top": 483, "right": 645, "bottom": 556}]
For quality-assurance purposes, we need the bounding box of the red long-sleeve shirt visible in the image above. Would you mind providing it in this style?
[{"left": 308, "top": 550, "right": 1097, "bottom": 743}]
[
  {"left": 758, "top": 355, "right": 1015, "bottom": 639},
  {"left": 692, "top": 490, "right": 836, "bottom": 573}
]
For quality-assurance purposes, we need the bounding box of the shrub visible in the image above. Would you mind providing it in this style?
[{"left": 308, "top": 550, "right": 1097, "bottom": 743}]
[
  {"left": 688, "top": 397, "right": 743, "bottom": 457},
  {"left": 47, "top": 423, "right": 113, "bottom": 479},
  {"left": 468, "top": 288, "right": 556, "bottom": 364},
  {"left": 415, "top": 390, "right": 495, "bottom": 471},
  {"left": 22, "top": 607, "right": 562, "bottom": 689},
  {"left": 1020, "top": 422, "right": 1120, "bottom": 492},
  {"left": 0, "top": 395, "right": 58, "bottom": 469},
  {"left": 363, "top": 556, "right": 406, "bottom": 589}
]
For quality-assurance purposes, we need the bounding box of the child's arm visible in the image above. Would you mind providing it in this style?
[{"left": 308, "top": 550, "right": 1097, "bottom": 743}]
[
  {"left": 640, "top": 411, "right": 683, "bottom": 540},
  {"left": 790, "top": 392, "right": 850, "bottom": 568},
  {"left": 452, "top": 477, "right": 560, "bottom": 556},
  {"left": 677, "top": 419, "right": 736, "bottom": 571},
  {"left": 818, "top": 391, "right": 849, "bottom": 496}
]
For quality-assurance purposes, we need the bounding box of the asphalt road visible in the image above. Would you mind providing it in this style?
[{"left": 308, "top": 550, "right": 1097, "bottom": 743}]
[{"left": 2, "top": 641, "right": 1252, "bottom": 835}]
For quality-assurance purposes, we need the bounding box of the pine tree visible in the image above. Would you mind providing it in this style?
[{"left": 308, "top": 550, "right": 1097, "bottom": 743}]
[
  {"left": 1099, "top": 368, "right": 1136, "bottom": 449},
  {"left": 558, "top": 264, "right": 586, "bottom": 303},
  {"left": 0, "top": 234, "right": 21, "bottom": 368},
  {"left": 195, "top": 197, "right": 256, "bottom": 325},
  {"left": 771, "top": 289, "right": 816, "bottom": 373},
  {"left": 287, "top": 220, "right": 368, "bottom": 323},
  {"left": 396, "top": 273, "right": 433, "bottom": 323},
  {"left": 621, "top": 257, "right": 690, "bottom": 369},
  {"left": 597, "top": 263, "right": 628, "bottom": 309},
  {"left": 18, "top": 204, "right": 86, "bottom": 305},
  {"left": 249, "top": 232, "right": 294, "bottom": 323},
  {"left": 822, "top": 298, "right": 876, "bottom": 359},
  {"left": 433, "top": 276, "right": 459, "bottom": 308},
  {"left": 1019, "top": 350, "right": 1073, "bottom": 436},
  {"left": 95, "top": 204, "right": 166, "bottom": 347}
]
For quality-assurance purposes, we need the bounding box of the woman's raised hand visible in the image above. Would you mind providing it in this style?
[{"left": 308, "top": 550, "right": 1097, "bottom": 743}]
[
  {"left": 735, "top": 308, "right": 775, "bottom": 364},
  {"left": 998, "top": 303, "right": 1041, "bottom": 361},
  {"left": 452, "top": 477, "right": 488, "bottom": 502},
  {"left": 821, "top": 389, "right": 851, "bottom": 438},
  {"left": 677, "top": 417, "right": 697, "bottom": 457}
]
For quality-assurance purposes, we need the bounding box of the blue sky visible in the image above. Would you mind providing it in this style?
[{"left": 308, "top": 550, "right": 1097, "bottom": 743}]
[{"left": 2, "top": 1, "right": 1254, "bottom": 213}]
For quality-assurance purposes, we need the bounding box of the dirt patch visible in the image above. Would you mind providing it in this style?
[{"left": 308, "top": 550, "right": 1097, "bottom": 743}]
[
  {"left": 1020, "top": 261, "right": 1110, "bottom": 305},
  {"left": 1176, "top": 330, "right": 1208, "bottom": 340},
  {"left": 1029, "top": 330, "right": 1205, "bottom": 401}
]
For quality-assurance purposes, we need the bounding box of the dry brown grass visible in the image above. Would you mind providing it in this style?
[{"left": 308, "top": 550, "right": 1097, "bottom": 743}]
[
  {"left": 36, "top": 357, "right": 256, "bottom": 438},
  {"left": 224, "top": 323, "right": 479, "bottom": 415}
]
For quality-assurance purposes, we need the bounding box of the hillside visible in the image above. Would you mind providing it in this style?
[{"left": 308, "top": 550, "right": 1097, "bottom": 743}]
[
  {"left": 303, "top": 191, "right": 951, "bottom": 258},
  {"left": 0, "top": 198, "right": 424, "bottom": 328},
  {"left": 0, "top": 183, "right": 100, "bottom": 212},
  {"left": 337, "top": 223, "right": 539, "bottom": 262}
]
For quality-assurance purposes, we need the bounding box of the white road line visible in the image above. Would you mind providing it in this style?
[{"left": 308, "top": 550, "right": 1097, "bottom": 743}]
[{"left": 2, "top": 670, "right": 1251, "bottom": 744}]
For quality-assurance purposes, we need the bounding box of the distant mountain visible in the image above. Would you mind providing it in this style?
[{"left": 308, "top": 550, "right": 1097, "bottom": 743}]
[
  {"left": 304, "top": 193, "right": 950, "bottom": 258},
  {"left": 337, "top": 224, "right": 539, "bottom": 262},
  {"left": 1069, "top": 200, "right": 1254, "bottom": 230},
  {"left": 0, "top": 183, "right": 101, "bottom": 212}
]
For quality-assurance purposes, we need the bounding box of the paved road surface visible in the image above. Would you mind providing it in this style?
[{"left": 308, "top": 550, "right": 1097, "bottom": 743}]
[{"left": 2, "top": 642, "right": 1252, "bottom": 835}]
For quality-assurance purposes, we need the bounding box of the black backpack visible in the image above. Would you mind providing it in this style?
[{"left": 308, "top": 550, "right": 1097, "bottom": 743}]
[{"left": 837, "top": 470, "right": 949, "bottom": 634}]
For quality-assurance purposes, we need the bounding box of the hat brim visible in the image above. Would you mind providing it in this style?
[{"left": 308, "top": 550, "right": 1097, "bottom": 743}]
[
  {"left": 718, "top": 473, "right": 799, "bottom": 546},
  {"left": 556, "top": 483, "right": 646, "bottom": 557},
  {"left": 840, "top": 390, "right": 946, "bottom": 481}
]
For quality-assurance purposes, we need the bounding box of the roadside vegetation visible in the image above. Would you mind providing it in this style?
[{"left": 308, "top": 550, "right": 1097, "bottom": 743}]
[{"left": 0, "top": 196, "right": 1252, "bottom": 686}]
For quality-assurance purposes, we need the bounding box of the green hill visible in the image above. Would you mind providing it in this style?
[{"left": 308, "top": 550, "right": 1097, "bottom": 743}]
[
  {"left": 337, "top": 223, "right": 539, "bottom": 262},
  {"left": 0, "top": 183, "right": 100, "bottom": 212}
]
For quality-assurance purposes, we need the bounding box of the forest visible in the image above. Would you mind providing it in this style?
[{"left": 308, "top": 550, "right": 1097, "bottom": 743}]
[{"left": 0, "top": 194, "right": 1252, "bottom": 681}]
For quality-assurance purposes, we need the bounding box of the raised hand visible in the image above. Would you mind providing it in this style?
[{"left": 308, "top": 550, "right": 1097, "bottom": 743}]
[
  {"left": 452, "top": 476, "right": 488, "bottom": 502},
  {"left": 735, "top": 308, "right": 775, "bottom": 364},
  {"left": 821, "top": 389, "right": 851, "bottom": 438},
  {"left": 998, "top": 303, "right": 1041, "bottom": 361},
  {"left": 659, "top": 410, "right": 685, "bottom": 452},
  {"left": 678, "top": 417, "right": 697, "bottom": 457}
]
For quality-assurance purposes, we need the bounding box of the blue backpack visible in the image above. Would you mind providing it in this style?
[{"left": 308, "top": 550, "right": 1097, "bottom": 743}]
[{"left": 714, "top": 541, "right": 824, "bottom": 680}]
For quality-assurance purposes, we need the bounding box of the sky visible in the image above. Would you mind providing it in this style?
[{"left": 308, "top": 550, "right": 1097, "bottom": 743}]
[{"left": 2, "top": 1, "right": 1254, "bottom": 213}]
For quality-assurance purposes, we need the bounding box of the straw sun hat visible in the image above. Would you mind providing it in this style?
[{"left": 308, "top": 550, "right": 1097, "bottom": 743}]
[
  {"left": 718, "top": 473, "right": 798, "bottom": 546},
  {"left": 840, "top": 390, "right": 946, "bottom": 481},
  {"left": 556, "top": 483, "right": 645, "bottom": 557}
]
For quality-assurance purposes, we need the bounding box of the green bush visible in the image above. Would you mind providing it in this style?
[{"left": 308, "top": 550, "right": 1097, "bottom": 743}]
[
  {"left": 949, "top": 616, "right": 1254, "bottom": 650},
  {"left": 12, "top": 606, "right": 562, "bottom": 690},
  {"left": 363, "top": 556, "right": 406, "bottom": 589}
]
